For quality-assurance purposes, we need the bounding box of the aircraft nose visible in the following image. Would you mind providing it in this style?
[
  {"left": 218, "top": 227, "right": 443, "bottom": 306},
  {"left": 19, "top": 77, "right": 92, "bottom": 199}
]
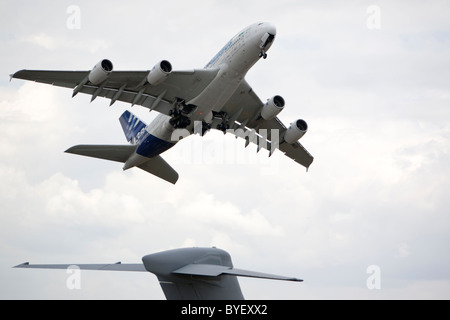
[
  {"left": 257, "top": 23, "right": 276, "bottom": 57},
  {"left": 265, "top": 23, "right": 276, "bottom": 36}
]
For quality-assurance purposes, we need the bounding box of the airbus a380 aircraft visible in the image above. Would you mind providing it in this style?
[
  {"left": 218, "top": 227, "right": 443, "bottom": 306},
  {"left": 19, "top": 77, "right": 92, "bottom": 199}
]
[{"left": 11, "top": 22, "right": 313, "bottom": 184}]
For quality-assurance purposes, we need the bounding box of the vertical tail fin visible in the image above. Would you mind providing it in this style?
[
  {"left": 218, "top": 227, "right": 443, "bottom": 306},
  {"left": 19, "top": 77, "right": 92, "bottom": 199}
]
[{"left": 119, "top": 110, "right": 147, "bottom": 144}]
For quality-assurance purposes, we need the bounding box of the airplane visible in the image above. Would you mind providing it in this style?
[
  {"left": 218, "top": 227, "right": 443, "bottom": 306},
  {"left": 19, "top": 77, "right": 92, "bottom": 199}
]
[
  {"left": 11, "top": 22, "right": 313, "bottom": 184},
  {"left": 14, "top": 247, "right": 302, "bottom": 300}
]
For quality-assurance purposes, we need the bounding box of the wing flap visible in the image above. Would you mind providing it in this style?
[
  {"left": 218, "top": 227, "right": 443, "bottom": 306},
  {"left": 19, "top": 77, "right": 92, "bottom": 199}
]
[
  {"left": 221, "top": 80, "right": 314, "bottom": 169},
  {"left": 225, "top": 123, "right": 314, "bottom": 169}
]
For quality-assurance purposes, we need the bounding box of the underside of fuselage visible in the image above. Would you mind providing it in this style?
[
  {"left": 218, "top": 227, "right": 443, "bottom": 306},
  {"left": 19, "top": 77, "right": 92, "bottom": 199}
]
[
  {"left": 129, "top": 23, "right": 278, "bottom": 170},
  {"left": 162, "top": 22, "right": 277, "bottom": 130}
]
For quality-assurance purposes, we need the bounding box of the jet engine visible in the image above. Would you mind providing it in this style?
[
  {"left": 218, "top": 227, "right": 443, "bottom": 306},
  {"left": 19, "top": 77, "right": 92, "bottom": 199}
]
[
  {"left": 147, "top": 60, "right": 172, "bottom": 85},
  {"left": 284, "top": 119, "right": 308, "bottom": 144},
  {"left": 88, "top": 59, "right": 113, "bottom": 85},
  {"left": 261, "top": 95, "right": 285, "bottom": 120}
]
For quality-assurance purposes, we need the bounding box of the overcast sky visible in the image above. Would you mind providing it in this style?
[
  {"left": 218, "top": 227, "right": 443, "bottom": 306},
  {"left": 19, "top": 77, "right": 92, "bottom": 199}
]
[{"left": 1, "top": 0, "right": 450, "bottom": 300}]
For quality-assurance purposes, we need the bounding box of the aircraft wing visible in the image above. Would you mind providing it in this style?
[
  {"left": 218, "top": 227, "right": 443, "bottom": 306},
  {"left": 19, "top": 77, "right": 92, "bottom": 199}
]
[
  {"left": 219, "top": 80, "right": 314, "bottom": 169},
  {"left": 11, "top": 67, "right": 313, "bottom": 168},
  {"left": 11, "top": 68, "right": 220, "bottom": 116},
  {"left": 14, "top": 262, "right": 147, "bottom": 272}
]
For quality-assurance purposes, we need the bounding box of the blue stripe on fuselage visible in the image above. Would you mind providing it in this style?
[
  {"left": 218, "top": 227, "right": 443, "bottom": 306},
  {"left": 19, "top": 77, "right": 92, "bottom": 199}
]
[{"left": 136, "top": 133, "right": 176, "bottom": 158}]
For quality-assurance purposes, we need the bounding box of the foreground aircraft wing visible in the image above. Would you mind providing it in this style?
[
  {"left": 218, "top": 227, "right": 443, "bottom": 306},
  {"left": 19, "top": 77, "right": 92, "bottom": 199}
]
[
  {"left": 65, "top": 145, "right": 179, "bottom": 184},
  {"left": 11, "top": 66, "right": 219, "bottom": 116},
  {"left": 220, "top": 80, "right": 314, "bottom": 169},
  {"left": 14, "top": 262, "right": 146, "bottom": 272}
]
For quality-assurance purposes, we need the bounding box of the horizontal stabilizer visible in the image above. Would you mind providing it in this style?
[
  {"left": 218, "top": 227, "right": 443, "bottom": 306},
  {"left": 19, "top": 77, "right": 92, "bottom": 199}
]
[
  {"left": 14, "top": 262, "right": 146, "bottom": 272},
  {"left": 173, "top": 264, "right": 303, "bottom": 282},
  {"left": 65, "top": 145, "right": 136, "bottom": 163},
  {"left": 225, "top": 268, "right": 303, "bottom": 282},
  {"left": 137, "top": 155, "right": 179, "bottom": 184},
  {"left": 66, "top": 144, "right": 178, "bottom": 184}
]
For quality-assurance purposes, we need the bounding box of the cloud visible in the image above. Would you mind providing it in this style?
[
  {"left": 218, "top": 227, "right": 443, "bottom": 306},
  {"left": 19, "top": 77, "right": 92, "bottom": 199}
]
[
  {"left": 20, "top": 33, "right": 111, "bottom": 54},
  {"left": 177, "top": 191, "right": 284, "bottom": 236},
  {"left": 2, "top": 0, "right": 450, "bottom": 300}
]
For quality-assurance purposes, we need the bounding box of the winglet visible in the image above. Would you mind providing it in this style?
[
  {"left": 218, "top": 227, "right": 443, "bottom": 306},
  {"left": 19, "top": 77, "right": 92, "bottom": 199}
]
[
  {"left": 9, "top": 70, "right": 22, "bottom": 82},
  {"left": 13, "top": 262, "right": 30, "bottom": 268}
]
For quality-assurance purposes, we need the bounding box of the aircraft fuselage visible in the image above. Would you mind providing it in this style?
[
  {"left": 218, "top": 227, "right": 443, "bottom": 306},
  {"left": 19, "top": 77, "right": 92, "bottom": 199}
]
[{"left": 130, "top": 22, "right": 277, "bottom": 165}]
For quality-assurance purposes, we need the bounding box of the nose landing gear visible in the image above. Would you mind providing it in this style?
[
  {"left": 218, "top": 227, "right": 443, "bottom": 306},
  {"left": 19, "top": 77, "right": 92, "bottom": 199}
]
[{"left": 259, "top": 50, "right": 268, "bottom": 59}]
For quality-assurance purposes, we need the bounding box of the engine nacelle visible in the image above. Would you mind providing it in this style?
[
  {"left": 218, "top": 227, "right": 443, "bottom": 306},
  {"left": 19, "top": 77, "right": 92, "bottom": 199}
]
[
  {"left": 147, "top": 60, "right": 172, "bottom": 86},
  {"left": 88, "top": 59, "right": 113, "bottom": 85},
  {"left": 284, "top": 119, "right": 308, "bottom": 144},
  {"left": 261, "top": 95, "right": 285, "bottom": 120}
]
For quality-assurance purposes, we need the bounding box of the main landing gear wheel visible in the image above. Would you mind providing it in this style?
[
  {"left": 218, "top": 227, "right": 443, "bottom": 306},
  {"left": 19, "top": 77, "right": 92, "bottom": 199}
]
[
  {"left": 169, "top": 116, "right": 191, "bottom": 129},
  {"left": 169, "top": 99, "right": 193, "bottom": 129},
  {"left": 217, "top": 122, "right": 230, "bottom": 134},
  {"left": 201, "top": 121, "right": 211, "bottom": 136},
  {"left": 213, "top": 111, "right": 230, "bottom": 134}
]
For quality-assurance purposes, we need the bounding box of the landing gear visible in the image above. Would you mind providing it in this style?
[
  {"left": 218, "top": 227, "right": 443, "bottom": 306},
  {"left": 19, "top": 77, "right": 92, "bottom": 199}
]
[
  {"left": 169, "top": 99, "right": 195, "bottom": 129},
  {"left": 217, "top": 122, "right": 230, "bottom": 133},
  {"left": 259, "top": 33, "right": 274, "bottom": 60},
  {"left": 259, "top": 50, "right": 268, "bottom": 59},
  {"left": 169, "top": 114, "right": 191, "bottom": 129},
  {"left": 201, "top": 121, "right": 211, "bottom": 136},
  {"left": 213, "top": 111, "right": 230, "bottom": 134}
]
